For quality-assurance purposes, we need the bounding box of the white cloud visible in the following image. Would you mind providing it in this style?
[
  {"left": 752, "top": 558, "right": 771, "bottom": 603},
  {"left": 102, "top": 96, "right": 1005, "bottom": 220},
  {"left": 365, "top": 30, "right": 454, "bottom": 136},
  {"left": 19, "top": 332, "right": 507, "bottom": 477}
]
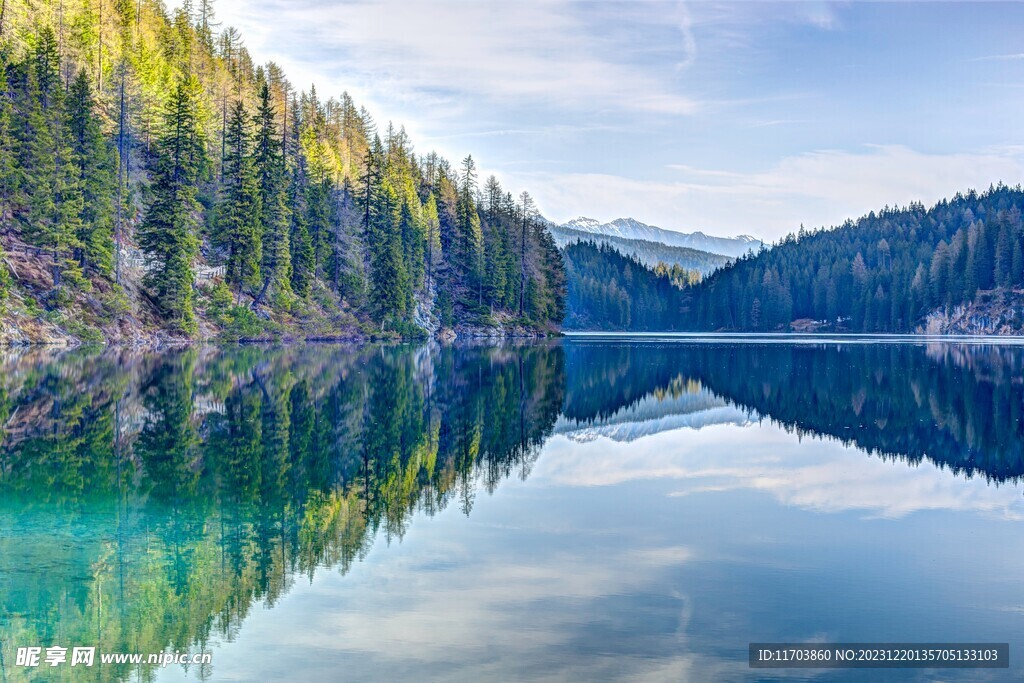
[
  {"left": 532, "top": 424, "right": 1024, "bottom": 520},
  {"left": 508, "top": 145, "right": 1024, "bottom": 240},
  {"left": 208, "top": 0, "right": 700, "bottom": 116}
]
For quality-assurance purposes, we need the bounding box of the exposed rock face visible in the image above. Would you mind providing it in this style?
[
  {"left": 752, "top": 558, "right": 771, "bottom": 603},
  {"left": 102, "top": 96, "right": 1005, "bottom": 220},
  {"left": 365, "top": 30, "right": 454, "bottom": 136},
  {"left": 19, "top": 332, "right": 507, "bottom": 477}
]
[
  {"left": 452, "top": 322, "right": 553, "bottom": 339},
  {"left": 920, "top": 289, "right": 1024, "bottom": 335},
  {"left": 412, "top": 283, "right": 440, "bottom": 337}
]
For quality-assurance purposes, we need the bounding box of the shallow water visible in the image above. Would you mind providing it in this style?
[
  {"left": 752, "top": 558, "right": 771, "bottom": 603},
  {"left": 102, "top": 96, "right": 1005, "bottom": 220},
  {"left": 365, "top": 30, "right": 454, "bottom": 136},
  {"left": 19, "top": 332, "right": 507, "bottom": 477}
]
[{"left": 1, "top": 339, "right": 1022, "bottom": 681}]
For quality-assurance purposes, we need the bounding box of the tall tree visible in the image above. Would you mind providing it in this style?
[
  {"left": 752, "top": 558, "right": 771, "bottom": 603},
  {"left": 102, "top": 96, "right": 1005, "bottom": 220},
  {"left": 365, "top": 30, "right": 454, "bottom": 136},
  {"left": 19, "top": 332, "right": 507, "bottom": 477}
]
[
  {"left": 66, "top": 69, "right": 116, "bottom": 274},
  {"left": 423, "top": 193, "right": 441, "bottom": 292},
  {"left": 137, "top": 75, "right": 207, "bottom": 333},
  {"left": 19, "top": 28, "right": 85, "bottom": 293},
  {"left": 517, "top": 191, "right": 534, "bottom": 317},
  {"left": 218, "top": 99, "right": 261, "bottom": 295},
  {"left": 253, "top": 81, "right": 291, "bottom": 303}
]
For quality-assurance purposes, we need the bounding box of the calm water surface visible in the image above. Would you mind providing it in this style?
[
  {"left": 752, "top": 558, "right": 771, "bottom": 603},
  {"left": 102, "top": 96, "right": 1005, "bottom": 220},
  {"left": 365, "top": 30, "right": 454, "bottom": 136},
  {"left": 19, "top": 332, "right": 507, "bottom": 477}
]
[{"left": 1, "top": 338, "right": 1023, "bottom": 681}]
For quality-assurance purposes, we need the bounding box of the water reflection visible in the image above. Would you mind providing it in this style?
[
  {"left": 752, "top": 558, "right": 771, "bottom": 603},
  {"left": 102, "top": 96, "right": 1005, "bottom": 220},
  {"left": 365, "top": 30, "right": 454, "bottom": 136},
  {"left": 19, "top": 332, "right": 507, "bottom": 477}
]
[
  {"left": 562, "top": 340, "right": 1024, "bottom": 482},
  {"left": 0, "top": 344, "right": 563, "bottom": 681},
  {"left": 0, "top": 339, "right": 1022, "bottom": 681}
]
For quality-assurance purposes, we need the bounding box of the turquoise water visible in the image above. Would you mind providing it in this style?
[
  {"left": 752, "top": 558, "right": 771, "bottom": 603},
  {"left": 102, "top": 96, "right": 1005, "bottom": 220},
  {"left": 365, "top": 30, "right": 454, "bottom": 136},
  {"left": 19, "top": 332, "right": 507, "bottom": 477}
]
[{"left": 1, "top": 340, "right": 1023, "bottom": 681}]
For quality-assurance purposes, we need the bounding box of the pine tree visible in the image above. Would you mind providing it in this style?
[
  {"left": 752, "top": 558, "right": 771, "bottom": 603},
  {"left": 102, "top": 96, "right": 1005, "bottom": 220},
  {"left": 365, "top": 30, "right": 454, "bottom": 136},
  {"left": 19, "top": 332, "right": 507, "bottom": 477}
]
[
  {"left": 19, "top": 28, "right": 85, "bottom": 293},
  {"left": 137, "top": 75, "right": 207, "bottom": 333},
  {"left": 66, "top": 70, "right": 115, "bottom": 275},
  {"left": 423, "top": 193, "right": 441, "bottom": 292},
  {"left": 368, "top": 178, "right": 408, "bottom": 325},
  {"left": 456, "top": 155, "right": 482, "bottom": 303},
  {"left": 287, "top": 96, "right": 313, "bottom": 296},
  {"left": 517, "top": 191, "right": 534, "bottom": 316},
  {"left": 219, "top": 99, "right": 261, "bottom": 295},
  {"left": 253, "top": 81, "right": 291, "bottom": 303},
  {"left": 0, "top": 55, "right": 15, "bottom": 229}
]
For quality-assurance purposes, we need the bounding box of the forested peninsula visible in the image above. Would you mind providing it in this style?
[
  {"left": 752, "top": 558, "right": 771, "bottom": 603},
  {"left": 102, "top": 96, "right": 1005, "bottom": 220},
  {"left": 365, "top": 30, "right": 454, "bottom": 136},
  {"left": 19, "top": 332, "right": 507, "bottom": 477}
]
[
  {"left": 0, "top": 1, "right": 565, "bottom": 344},
  {"left": 679, "top": 186, "right": 1024, "bottom": 334}
]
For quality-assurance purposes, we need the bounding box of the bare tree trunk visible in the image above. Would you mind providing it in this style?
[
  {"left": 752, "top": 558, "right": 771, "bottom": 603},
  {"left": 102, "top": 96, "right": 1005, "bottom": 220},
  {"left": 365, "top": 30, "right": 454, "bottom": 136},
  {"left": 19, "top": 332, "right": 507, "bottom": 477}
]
[{"left": 251, "top": 276, "right": 270, "bottom": 308}]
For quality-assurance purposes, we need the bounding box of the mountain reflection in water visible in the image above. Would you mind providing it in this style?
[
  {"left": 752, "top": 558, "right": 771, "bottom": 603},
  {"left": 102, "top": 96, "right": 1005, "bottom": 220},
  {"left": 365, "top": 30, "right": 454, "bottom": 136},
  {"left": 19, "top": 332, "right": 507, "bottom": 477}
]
[{"left": 0, "top": 339, "right": 1021, "bottom": 681}]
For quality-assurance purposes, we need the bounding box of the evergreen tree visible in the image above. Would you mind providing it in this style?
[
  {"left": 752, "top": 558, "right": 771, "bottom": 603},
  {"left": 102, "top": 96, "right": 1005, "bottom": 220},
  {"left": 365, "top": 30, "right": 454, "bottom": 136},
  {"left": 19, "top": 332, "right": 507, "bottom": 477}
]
[
  {"left": 680, "top": 186, "right": 1024, "bottom": 333},
  {"left": 456, "top": 155, "right": 482, "bottom": 304},
  {"left": 365, "top": 177, "right": 409, "bottom": 326},
  {"left": 253, "top": 81, "right": 291, "bottom": 302},
  {"left": 0, "top": 56, "right": 15, "bottom": 229},
  {"left": 0, "top": 11, "right": 568, "bottom": 337},
  {"left": 66, "top": 70, "right": 116, "bottom": 274},
  {"left": 138, "top": 76, "right": 207, "bottom": 333},
  {"left": 287, "top": 96, "right": 313, "bottom": 296},
  {"left": 423, "top": 193, "right": 441, "bottom": 292},
  {"left": 219, "top": 99, "right": 262, "bottom": 295},
  {"left": 19, "top": 28, "right": 85, "bottom": 293}
]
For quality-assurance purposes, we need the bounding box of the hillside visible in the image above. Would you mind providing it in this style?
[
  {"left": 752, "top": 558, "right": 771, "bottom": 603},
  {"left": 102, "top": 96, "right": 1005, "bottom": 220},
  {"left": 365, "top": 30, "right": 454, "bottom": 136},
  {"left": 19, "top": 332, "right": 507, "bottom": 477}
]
[
  {"left": 680, "top": 185, "right": 1024, "bottom": 334},
  {"left": 548, "top": 223, "right": 730, "bottom": 274},
  {"left": 555, "top": 216, "right": 762, "bottom": 259},
  {"left": 562, "top": 241, "right": 686, "bottom": 331},
  {"left": 0, "top": 1, "right": 565, "bottom": 343}
]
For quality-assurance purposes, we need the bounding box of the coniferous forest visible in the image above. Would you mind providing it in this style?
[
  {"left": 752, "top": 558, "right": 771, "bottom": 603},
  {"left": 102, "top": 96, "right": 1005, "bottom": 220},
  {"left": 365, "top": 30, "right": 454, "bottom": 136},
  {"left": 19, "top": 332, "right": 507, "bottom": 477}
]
[
  {"left": 562, "top": 241, "right": 687, "bottom": 331},
  {"left": 681, "top": 186, "right": 1024, "bottom": 333},
  {"left": 0, "top": 1, "right": 565, "bottom": 341}
]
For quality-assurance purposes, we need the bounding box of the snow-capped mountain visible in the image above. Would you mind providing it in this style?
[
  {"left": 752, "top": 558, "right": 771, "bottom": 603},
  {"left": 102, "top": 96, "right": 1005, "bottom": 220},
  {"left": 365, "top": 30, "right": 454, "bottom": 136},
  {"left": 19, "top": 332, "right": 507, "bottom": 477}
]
[
  {"left": 553, "top": 388, "right": 753, "bottom": 443},
  {"left": 556, "top": 216, "right": 762, "bottom": 259}
]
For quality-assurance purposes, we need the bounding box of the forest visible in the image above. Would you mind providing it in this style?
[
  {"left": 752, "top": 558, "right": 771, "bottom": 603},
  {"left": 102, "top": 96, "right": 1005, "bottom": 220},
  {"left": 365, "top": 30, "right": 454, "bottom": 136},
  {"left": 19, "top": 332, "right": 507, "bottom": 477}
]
[
  {"left": 0, "top": 343, "right": 565, "bottom": 681},
  {"left": 547, "top": 222, "right": 730, "bottom": 273},
  {"left": 562, "top": 341, "right": 1024, "bottom": 481},
  {"left": 681, "top": 185, "right": 1024, "bottom": 333},
  {"left": 0, "top": 0, "right": 565, "bottom": 341},
  {"left": 561, "top": 241, "right": 691, "bottom": 331}
]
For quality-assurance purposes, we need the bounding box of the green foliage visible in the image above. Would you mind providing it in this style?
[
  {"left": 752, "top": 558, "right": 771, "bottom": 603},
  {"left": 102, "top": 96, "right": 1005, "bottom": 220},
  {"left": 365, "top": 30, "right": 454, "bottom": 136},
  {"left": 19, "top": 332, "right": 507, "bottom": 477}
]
[
  {"left": 0, "top": 344, "right": 565, "bottom": 680},
  {"left": 551, "top": 225, "right": 731, "bottom": 273},
  {"left": 218, "top": 100, "right": 262, "bottom": 293},
  {"left": 137, "top": 75, "right": 207, "bottom": 334},
  {"left": 654, "top": 262, "right": 702, "bottom": 289},
  {"left": 563, "top": 241, "right": 680, "bottom": 331},
  {"left": 437, "top": 287, "right": 454, "bottom": 328},
  {"left": 204, "top": 279, "right": 234, "bottom": 321},
  {"left": 64, "top": 318, "right": 105, "bottom": 343},
  {"left": 254, "top": 81, "right": 291, "bottom": 300},
  {"left": 220, "top": 305, "right": 271, "bottom": 340},
  {"left": 0, "top": 12, "right": 566, "bottom": 338},
  {"left": 66, "top": 70, "right": 115, "bottom": 275},
  {"left": 683, "top": 186, "right": 1024, "bottom": 332}
]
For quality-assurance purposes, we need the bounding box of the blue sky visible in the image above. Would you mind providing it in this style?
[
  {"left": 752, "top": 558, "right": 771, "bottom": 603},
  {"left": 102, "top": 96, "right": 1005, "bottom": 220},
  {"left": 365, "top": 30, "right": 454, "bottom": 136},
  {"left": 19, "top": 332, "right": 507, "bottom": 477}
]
[{"left": 188, "top": 1, "right": 1024, "bottom": 241}]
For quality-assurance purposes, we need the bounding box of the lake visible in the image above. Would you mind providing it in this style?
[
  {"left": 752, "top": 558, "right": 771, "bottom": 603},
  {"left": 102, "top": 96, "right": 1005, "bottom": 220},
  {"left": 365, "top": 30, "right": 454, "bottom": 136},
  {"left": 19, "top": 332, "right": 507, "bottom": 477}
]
[{"left": 1, "top": 337, "right": 1023, "bottom": 682}]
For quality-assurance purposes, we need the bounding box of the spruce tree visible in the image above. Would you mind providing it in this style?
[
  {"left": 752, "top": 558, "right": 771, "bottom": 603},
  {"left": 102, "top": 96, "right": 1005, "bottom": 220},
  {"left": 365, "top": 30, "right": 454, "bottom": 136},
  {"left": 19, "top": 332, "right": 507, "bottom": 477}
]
[
  {"left": 423, "top": 193, "right": 441, "bottom": 292},
  {"left": 368, "top": 178, "right": 408, "bottom": 325},
  {"left": 287, "top": 97, "right": 313, "bottom": 296},
  {"left": 138, "top": 76, "right": 207, "bottom": 334},
  {"left": 253, "top": 81, "right": 291, "bottom": 302},
  {"left": 20, "top": 28, "right": 85, "bottom": 293},
  {"left": 66, "top": 70, "right": 116, "bottom": 275},
  {"left": 0, "top": 55, "right": 15, "bottom": 229},
  {"left": 219, "top": 99, "right": 261, "bottom": 295}
]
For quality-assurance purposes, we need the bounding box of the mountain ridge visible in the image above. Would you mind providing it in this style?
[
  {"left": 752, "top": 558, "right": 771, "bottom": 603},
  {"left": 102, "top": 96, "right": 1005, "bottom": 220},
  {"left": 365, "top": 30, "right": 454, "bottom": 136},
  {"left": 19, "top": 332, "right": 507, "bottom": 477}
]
[
  {"left": 551, "top": 216, "right": 762, "bottom": 258},
  {"left": 548, "top": 224, "right": 731, "bottom": 274}
]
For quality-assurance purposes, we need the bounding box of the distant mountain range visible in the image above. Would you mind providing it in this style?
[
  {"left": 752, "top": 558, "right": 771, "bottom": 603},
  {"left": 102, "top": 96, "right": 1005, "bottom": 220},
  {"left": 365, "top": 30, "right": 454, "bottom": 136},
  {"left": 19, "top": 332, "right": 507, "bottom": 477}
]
[
  {"left": 549, "top": 224, "right": 731, "bottom": 274},
  {"left": 547, "top": 216, "right": 763, "bottom": 259},
  {"left": 554, "top": 386, "right": 752, "bottom": 443}
]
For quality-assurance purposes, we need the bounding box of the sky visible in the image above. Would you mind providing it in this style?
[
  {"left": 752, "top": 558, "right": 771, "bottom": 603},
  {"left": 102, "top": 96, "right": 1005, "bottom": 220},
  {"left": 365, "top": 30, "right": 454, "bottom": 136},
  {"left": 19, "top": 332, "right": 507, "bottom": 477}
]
[{"left": 176, "top": 1, "right": 1024, "bottom": 241}]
